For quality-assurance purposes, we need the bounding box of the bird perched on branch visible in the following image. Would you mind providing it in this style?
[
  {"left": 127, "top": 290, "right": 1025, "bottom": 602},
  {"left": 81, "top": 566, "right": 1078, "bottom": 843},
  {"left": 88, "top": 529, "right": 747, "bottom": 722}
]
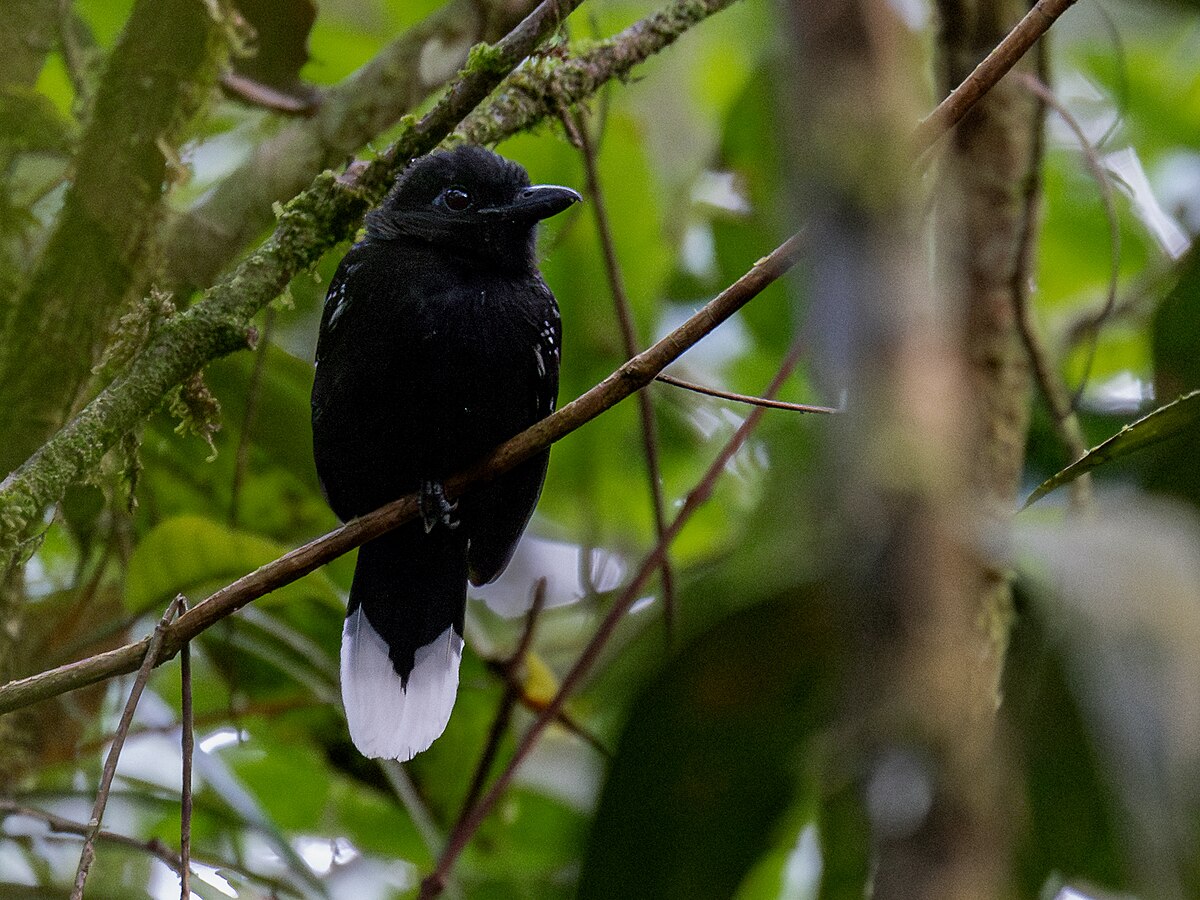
[{"left": 312, "top": 145, "right": 580, "bottom": 761}]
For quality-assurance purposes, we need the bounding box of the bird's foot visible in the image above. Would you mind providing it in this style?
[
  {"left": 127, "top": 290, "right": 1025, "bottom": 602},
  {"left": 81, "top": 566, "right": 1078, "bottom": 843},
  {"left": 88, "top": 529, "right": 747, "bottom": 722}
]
[{"left": 419, "top": 480, "right": 459, "bottom": 533}]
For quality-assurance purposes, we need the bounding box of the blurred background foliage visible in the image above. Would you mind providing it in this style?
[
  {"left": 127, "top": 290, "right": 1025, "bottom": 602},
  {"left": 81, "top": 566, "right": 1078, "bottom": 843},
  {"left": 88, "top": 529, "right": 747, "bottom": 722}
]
[{"left": 2, "top": 0, "right": 1200, "bottom": 897}]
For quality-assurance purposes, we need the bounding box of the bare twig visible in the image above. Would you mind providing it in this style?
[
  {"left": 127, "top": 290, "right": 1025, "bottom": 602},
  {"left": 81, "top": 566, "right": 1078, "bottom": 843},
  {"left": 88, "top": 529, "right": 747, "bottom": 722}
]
[
  {"left": 179, "top": 597, "right": 193, "bottom": 900},
  {"left": 0, "top": 232, "right": 805, "bottom": 714},
  {"left": 0, "top": 800, "right": 299, "bottom": 896},
  {"left": 3, "top": 800, "right": 181, "bottom": 867},
  {"left": 559, "top": 105, "right": 677, "bottom": 644},
  {"left": 1014, "top": 72, "right": 1121, "bottom": 408},
  {"left": 655, "top": 372, "right": 838, "bottom": 414},
  {"left": 71, "top": 595, "right": 184, "bottom": 900},
  {"left": 417, "top": 345, "right": 803, "bottom": 898},
  {"left": 1011, "top": 47, "right": 1092, "bottom": 509},
  {"left": 913, "top": 0, "right": 1081, "bottom": 156},
  {"left": 230, "top": 308, "right": 275, "bottom": 526},
  {"left": 457, "top": 579, "right": 548, "bottom": 821}
]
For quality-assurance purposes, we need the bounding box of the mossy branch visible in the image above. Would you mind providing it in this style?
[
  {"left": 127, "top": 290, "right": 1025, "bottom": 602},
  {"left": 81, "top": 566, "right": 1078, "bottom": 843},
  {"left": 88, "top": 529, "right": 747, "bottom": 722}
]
[
  {"left": 161, "top": 0, "right": 541, "bottom": 295},
  {"left": 456, "top": 0, "right": 738, "bottom": 146},
  {"left": 0, "top": 0, "right": 230, "bottom": 476}
]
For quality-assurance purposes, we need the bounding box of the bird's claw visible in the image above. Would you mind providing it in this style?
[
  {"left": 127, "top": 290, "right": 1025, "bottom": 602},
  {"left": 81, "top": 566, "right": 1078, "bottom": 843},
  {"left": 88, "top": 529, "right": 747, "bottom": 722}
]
[{"left": 419, "top": 480, "right": 459, "bottom": 533}]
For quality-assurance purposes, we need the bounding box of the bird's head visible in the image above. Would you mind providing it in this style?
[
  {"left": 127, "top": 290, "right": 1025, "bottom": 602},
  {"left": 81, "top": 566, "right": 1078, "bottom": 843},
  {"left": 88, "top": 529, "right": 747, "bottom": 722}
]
[{"left": 368, "top": 145, "right": 581, "bottom": 272}]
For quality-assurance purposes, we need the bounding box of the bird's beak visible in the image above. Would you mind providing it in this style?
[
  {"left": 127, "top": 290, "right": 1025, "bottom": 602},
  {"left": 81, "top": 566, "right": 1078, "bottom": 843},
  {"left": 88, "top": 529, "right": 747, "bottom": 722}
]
[{"left": 480, "top": 185, "right": 582, "bottom": 223}]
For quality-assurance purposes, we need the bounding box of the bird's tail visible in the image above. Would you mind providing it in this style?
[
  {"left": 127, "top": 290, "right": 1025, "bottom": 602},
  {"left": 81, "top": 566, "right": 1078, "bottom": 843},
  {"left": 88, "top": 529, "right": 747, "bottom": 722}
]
[{"left": 340, "top": 525, "right": 468, "bottom": 761}]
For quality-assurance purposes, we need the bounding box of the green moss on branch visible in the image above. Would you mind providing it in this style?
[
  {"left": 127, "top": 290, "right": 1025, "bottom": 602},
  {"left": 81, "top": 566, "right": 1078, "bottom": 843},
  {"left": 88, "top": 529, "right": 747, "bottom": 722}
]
[{"left": 0, "top": 0, "right": 231, "bottom": 476}]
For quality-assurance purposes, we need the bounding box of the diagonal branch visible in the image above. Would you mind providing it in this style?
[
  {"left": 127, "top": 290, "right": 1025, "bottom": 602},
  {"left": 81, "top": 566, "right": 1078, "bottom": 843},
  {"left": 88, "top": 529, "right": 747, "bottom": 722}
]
[
  {"left": 913, "top": 0, "right": 1080, "bottom": 157},
  {"left": 0, "top": 0, "right": 228, "bottom": 475},
  {"left": 456, "top": 0, "right": 741, "bottom": 147},
  {"left": 71, "top": 596, "right": 184, "bottom": 900},
  {"left": 560, "top": 105, "right": 678, "bottom": 643},
  {"left": 161, "top": 0, "right": 540, "bottom": 294},
  {"left": 655, "top": 372, "right": 838, "bottom": 413},
  {"left": 0, "top": 232, "right": 805, "bottom": 717}
]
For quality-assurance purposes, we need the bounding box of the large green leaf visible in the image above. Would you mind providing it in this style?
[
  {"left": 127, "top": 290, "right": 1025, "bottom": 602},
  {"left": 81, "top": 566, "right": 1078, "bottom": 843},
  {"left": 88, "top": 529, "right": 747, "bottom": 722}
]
[
  {"left": 578, "top": 591, "right": 843, "bottom": 900},
  {"left": 1004, "top": 593, "right": 1130, "bottom": 894},
  {"left": 125, "top": 513, "right": 341, "bottom": 612}
]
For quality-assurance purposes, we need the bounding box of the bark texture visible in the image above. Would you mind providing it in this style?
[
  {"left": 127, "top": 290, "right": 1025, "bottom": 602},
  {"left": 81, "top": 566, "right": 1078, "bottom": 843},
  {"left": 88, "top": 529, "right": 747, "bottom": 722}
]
[
  {"left": 0, "top": 0, "right": 228, "bottom": 478},
  {"left": 935, "top": 0, "right": 1039, "bottom": 707}
]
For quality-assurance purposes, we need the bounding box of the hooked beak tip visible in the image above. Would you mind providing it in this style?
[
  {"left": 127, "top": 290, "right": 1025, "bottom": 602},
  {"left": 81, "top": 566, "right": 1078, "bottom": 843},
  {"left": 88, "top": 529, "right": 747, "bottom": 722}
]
[{"left": 486, "top": 185, "right": 581, "bottom": 222}]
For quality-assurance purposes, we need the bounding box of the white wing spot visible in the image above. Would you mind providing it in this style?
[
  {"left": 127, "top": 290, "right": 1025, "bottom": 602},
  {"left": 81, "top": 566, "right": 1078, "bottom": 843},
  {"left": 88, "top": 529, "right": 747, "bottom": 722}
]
[{"left": 534, "top": 345, "right": 546, "bottom": 378}]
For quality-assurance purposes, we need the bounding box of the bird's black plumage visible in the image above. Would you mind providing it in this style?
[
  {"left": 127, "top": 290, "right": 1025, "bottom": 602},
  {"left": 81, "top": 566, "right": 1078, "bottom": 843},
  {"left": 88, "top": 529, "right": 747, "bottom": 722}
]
[{"left": 311, "top": 145, "right": 579, "bottom": 760}]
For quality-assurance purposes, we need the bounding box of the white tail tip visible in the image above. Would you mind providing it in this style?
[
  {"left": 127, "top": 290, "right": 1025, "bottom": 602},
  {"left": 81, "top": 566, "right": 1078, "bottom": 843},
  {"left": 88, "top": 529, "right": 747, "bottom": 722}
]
[{"left": 340, "top": 607, "right": 464, "bottom": 761}]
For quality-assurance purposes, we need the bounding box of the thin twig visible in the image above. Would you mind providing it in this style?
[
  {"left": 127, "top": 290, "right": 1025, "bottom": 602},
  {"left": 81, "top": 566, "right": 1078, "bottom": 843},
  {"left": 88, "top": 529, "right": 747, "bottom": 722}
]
[
  {"left": 483, "top": 658, "right": 613, "bottom": 757},
  {"left": 0, "top": 232, "right": 806, "bottom": 718},
  {"left": 1014, "top": 72, "right": 1121, "bottom": 408},
  {"left": 0, "top": 800, "right": 300, "bottom": 896},
  {"left": 230, "top": 308, "right": 275, "bottom": 527},
  {"left": 379, "top": 760, "right": 447, "bottom": 864},
  {"left": 655, "top": 372, "right": 838, "bottom": 414},
  {"left": 1011, "top": 42, "right": 1093, "bottom": 509},
  {"left": 913, "top": 0, "right": 1081, "bottom": 156},
  {"left": 416, "top": 344, "right": 803, "bottom": 898},
  {"left": 3, "top": 800, "right": 182, "bottom": 868},
  {"left": 178, "top": 597, "right": 193, "bottom": 900},
  {"left": 71, "top": 595, "right": 185, "bottom": 900},
  {"left": 457, "top": 579, "right": 548, "bottom": 821},
  {"left": 559, "top": 105, "right": 677, "bottom": 645}
]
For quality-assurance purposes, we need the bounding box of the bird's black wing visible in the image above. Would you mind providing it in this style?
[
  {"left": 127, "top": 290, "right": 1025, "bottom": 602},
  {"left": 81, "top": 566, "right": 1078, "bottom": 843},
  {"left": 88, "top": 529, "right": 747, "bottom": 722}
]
[
  {"left": 466, "top": 291, "right": 561, "bottom": 586},
  {"left": 314, "top": 245, "right": 366, "bottom": 366}
]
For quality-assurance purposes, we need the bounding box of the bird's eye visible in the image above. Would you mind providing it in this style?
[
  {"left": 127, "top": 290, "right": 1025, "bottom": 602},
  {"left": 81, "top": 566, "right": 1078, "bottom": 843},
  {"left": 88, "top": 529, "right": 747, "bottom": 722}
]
[{"left": 438, "top": 188, "right": 472, "bottom": 211}]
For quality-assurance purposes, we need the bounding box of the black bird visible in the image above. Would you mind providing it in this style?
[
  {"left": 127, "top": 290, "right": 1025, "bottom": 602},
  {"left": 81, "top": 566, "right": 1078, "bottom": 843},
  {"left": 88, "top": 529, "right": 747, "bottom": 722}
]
[{"left": 312, "top": 145, "right": 579, "bottom": 760}]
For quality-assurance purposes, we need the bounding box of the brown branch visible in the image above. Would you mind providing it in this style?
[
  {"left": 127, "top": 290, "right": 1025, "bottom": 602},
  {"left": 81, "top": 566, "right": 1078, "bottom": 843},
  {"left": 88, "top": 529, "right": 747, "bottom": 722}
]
[
  {"left": 71, "top": 595, "right": 184, "bottom": 900},
  {"left": 2, "top": 799, "right": 189, "bottom": 875},
  {"left": 0, "top": 232, "right": 805, "bottom": 717},
  {"left": 560, "top": 105, "right": 677, "bottom": 644},
  {"left": 0, "top": 800, "right": 299, "bottom": 896},
  {"left": 418, "top": 344, "right": 803, "bottom": 898},
  {"left": 162, "top": 0, "right": 540, "bottom": 293},
  {"left": 1010, "top": 51, "right": 1093, "bottom": 508},
  {"left": 1015, "top": 72, "right": 1121, "bottom": 407},
  {"left": 913, "top": 0, "right": 1081, "bottom": 156},
  {"left": 179, "top": 598, "right": 193, "bottom": 900},
  {"left": 457, "top": 579, "right": 547, "bottom": 822},
  {"left": 655, "top": 372, "right": 838, "bottom": 414}
]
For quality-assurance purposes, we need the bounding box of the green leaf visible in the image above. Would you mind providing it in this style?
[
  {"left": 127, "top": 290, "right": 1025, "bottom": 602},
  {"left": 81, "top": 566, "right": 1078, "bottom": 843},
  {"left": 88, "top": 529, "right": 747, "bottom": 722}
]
[
  {"left": 1023, "top": 390, "right": 1200, "bottom": 509},
  {"left": 124, "top": 513, "right": 341, "bottom": 612},
  {"left": 578, "top": 591, "right": 843, "bottom": 900},
  {"left": 1004, "top": 594, "right": 1129, "bottom": 893}
]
